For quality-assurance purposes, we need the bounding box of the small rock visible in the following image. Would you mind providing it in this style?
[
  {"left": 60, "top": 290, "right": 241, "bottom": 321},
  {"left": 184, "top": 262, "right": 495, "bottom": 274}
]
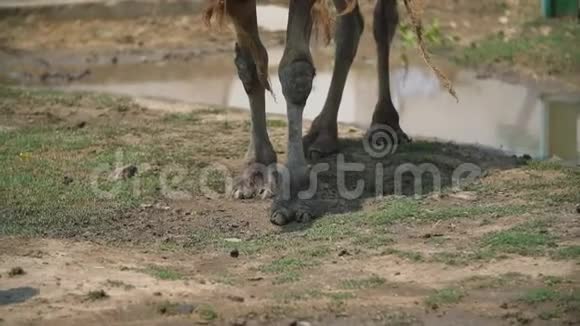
[
  {"left": 575, "top": 204, "right": 580, "bottom": 214},
  {"left": 290, "top": 321, "right": 311, "bottom": 326},
  {"left": 338, "top": 249, "right": 350, "bottom": 257},
  {"left": 76, "top": 121, "right": 87, "bottom": 129},
  {"left": 230, "top": 249, "right": 240, "bottom": 258},
  {"left": 227, "top": 295, "right": 245, "bottom": 303},
  {"left": 500, "top": 302, "right": 509, "bottom": 309},
  {"left": 153, "top": 292, "right": 162, "bottom": 296},
  {"left": 394, "top": 272, "right": 401, "bottom": 276},
  {"left": 63, "top": 176, "right": 74, "bottom": 185},
  {"left": 247, "top": 276, "right": 263, "bottom": 282},
  {"left": 111, "top": 164, "right": 138, "bottom": 180},
  {"left": 111, "top": 56, "right": 118, "bottom": 64},
  {"left": 8, "top": 267, "right": 25, "bottom": 277},
  {"left": 498, "top": 16, "right": 509, "bottom": 24},
  {"left": 225, "top": 238, "right": 242, "bottom": 243},
  {"left": 154, "top": 204, "right": 171, "bottom": 211}
]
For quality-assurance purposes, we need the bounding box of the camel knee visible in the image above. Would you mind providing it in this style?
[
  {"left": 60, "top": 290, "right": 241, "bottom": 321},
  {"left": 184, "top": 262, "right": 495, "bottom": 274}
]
[
  {"left": 279, "top": 60, "right": 315, "bottom": 106},
  {"left": 234, "top": 44, "right": 267, "bottom": 94}
]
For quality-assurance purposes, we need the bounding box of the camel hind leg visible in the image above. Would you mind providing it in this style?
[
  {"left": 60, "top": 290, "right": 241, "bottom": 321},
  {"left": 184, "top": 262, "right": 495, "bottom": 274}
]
[
  {"left": 371, "top": 0, "right": 411, "bottom": 144},
  {"left": 303, "top": 0, "right": 364, "bottom": 160}
]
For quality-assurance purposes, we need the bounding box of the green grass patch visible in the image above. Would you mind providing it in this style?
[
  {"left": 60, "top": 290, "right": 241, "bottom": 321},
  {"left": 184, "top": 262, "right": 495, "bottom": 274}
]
[
  {"left": 457, "top": 19, "right": 580, "bottom": 76},
  {"left": 326, "top": 291, "right": 355, "bottom": 301},
  {"left": 367, "top": 199, "right": 527, "bottom": 225},
  {"left": 461, "top": 273, "right": 528, "bottom": 289},
  {"left": 352, "top": 233, "right": 395, "bottom": 249},
  {"left": 384, "top": 248, "right": 424, "bottom": 262},
  {"left": 340, "top": 275, "right": 386, "bottom": 290},
  {"left": 260, "top": 257, "right": 317, "bottom": 284},
  {"left": 196, "top": 304, "right": 218, "bottom": 321},
  {"left": 425, "top": 287, "right": 465, "bottom": 307},
  {"left": 143, "top": 265, "right": 183, "bottom": 280},
  {"left": 481, "top": 221, "right": 556, "bottom": 256},
  {"left": 553, "top": 246, "right": 580, "bottom": 260},
  {"left": 163, "top": 112, "right": 201, "bottom": 123},
  {"left": 520, "top": 288, "right": 560, "bottom": 304},
  {"left": 541, "top": 275, "right": 569, "bottom": 287}
]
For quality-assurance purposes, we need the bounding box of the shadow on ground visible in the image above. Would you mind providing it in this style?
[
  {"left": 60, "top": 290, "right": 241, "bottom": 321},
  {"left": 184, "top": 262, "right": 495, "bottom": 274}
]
[{"left": 281, "top": 137, "right": 519, "bottom": 229}]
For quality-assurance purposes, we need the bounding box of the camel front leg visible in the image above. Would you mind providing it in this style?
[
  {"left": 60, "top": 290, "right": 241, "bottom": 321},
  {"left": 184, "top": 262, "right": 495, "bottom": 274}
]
[
  {"left": 227, "top": 0, "right": 278, "bottom": 200},
  {"left": 270, "top": 0, "right": 316, "bottom": 225}
]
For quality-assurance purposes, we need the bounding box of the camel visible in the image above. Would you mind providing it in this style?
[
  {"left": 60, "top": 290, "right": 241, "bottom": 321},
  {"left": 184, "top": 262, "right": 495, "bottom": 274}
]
[{"left": 205, "top": 0, "right": 415, "bottom": 225}]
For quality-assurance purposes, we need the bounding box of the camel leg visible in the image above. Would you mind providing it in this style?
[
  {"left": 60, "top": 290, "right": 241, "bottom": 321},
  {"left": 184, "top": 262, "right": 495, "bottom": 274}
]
[
  {"left": 270, "top": 0, "right": 316, "bottom": 225},
  {"left": 303, "top": 0, "right": 364, "bottom": 160},
  {"left": 227, "top": 0, "right": 277, "bottom": 199},
  {"left": 371, "top": 0, "right": 410, "bottom": 143}
]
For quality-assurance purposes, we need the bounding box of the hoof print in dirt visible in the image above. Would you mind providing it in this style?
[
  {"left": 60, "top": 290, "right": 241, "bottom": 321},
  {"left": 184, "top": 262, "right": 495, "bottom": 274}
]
[
  {"left": 110, "top": 164, "right": 138, "bottom": 180},
  {"left": 8, "top": 267, "right": 25, "bottom": 277}
]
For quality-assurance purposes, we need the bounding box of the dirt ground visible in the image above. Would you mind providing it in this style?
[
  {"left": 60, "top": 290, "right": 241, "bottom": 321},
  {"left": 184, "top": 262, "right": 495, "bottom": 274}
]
[
  {"left": 1, "top": 87, "right": 579, "bottom": 325},
  {"left": 1, "top": 0, "right": 580, "bottom": 325}
]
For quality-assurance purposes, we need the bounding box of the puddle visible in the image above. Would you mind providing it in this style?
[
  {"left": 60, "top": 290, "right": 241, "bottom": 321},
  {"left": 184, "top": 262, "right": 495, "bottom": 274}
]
[
  {"left": 0, "top": 287, "right": 39, "bottom": 305},
  {"left": 23, "top": 46, "right": 580, "bottom": 164}
]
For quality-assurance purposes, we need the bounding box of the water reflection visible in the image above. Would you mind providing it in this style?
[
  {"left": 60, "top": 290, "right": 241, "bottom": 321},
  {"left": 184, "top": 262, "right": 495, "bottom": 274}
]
[
  {"left": 62, "top": 48, "right": 580, "bottom": 164},
  {"left": 256, "top": 5, "right": 289, "bottom": 32}
]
